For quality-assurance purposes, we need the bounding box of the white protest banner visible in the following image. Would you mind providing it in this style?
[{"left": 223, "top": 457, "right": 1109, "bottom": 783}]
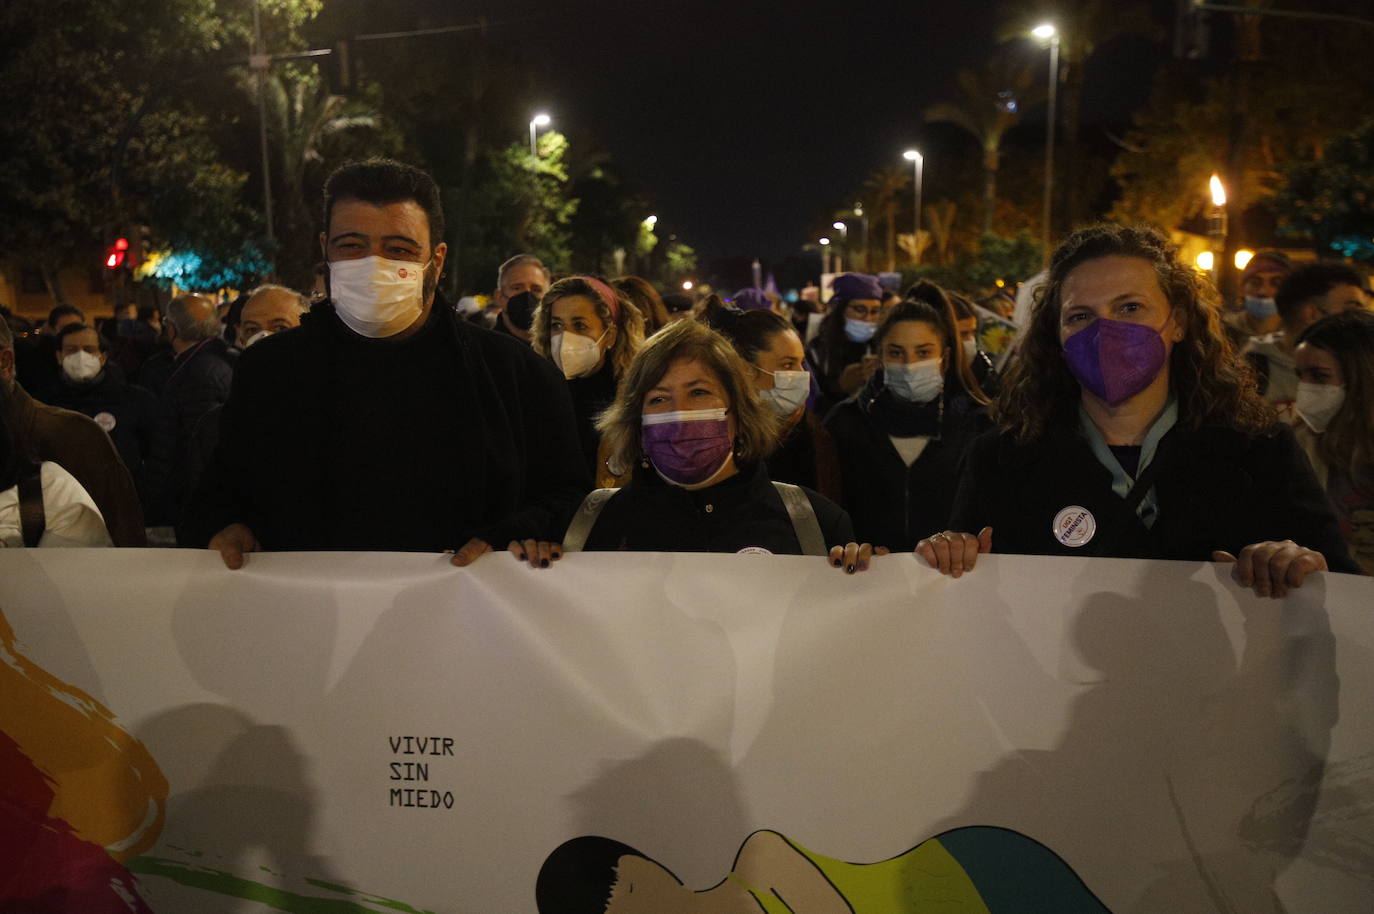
[{"left": 1, "top": 549, "right": 1372, "bottom": 913}]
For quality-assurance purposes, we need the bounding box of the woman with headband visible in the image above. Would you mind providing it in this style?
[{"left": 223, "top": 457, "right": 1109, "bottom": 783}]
[{"left": 531, "top": 276, "right": 646, "bottom": 487}]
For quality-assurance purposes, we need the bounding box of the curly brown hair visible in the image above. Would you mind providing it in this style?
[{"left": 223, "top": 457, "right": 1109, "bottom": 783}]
[
  {"left": 531, "top": 276, "right": 645, "bottom": 378},
  {"left": 995, "top": 224, "right": 1273, "bottom": 439}
]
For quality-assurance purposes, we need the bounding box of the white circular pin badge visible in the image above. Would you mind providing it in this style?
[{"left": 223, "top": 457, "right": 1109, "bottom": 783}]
[
  {"left": 1052, "top": 506, "right": 1096, "bottom": 548},
  {"left": 736, "top": 546, "right": 774, "bottom": 556},
  {"left": 93, "top": 412, "right": 117, "bottom": 433}
]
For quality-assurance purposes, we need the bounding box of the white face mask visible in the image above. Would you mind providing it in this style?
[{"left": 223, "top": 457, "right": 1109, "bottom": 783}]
[
  {"left": 241, "top": 329, "right": 273, "bottom": 349},
  {"left": 962, "top": 338, "right": 978, "bottom": 361},
  {"left": 844, "top": 317, "right": 877, "bottom": 344},
  {"left": 1295, "top": 382, "right": 1346, "bottom": 434},
  {"left": 757, "top": 369, "right": 811, "bottom": 417},
  {"left": 329, "top": 256, "right": 428, "bottom": 338},
  {"left": 883, "top": 358, "right": 943, "bottom": 403},
  {"left": 551, "top": 329, "right": 607, "bottom": 379},
  {"left": 61, "top": 351, "right": 103, "bottom": 382}
]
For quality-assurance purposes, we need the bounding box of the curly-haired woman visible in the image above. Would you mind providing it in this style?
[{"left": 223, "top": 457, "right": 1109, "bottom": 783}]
[
  {"left": 531, "top": 276, "right": 646, "bottom": 486},
  {"left": 916, "top": 224, "right": 1356, "bottom": 596}
]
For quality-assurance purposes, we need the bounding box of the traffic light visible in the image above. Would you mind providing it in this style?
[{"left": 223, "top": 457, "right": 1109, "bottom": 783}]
[{"left": 104, "top": 237, "right": 129, "bottom": 270}]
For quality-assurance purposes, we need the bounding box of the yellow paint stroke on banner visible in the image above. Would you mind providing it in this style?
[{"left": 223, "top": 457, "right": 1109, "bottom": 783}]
[{"left": 0, "top": 609, "right": 167, "bottom": 860}]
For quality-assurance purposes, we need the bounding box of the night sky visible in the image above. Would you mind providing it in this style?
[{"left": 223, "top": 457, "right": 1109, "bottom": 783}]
[{"left": 386, "top": 0, "right": 1171, "bottom": 265}]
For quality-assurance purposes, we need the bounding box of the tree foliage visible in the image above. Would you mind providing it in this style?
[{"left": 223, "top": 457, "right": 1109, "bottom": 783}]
[{"left": 1273, "top": 118, "right": 1374, "bottom": 261}]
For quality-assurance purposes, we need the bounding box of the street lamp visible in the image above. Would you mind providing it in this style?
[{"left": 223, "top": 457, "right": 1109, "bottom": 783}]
[
  {"left": 1032, "top": 23, "right": 1059, "bottom": 263},
  {"left": 832, "top": 222, "right": 848, "bottom": 273},
  {"left": 644, "top": 214, "right": 658, "bottom": 228},
  {"left": 529, "top": 112, "right": 551, "bottom": 157},
  {"left": 819, "top": 236, "right": 831, "bottom": 275},
  {"left": 903, "top": 149, "right": 924, "bottom": 265}
]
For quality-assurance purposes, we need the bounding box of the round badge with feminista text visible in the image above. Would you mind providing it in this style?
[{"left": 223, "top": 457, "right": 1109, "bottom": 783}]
[{"left": 1052, "top": 506, "right": 1096, "bottom": 548}]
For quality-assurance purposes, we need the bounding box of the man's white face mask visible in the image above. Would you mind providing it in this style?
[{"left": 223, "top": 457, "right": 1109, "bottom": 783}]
[{"left": 329, "top": 256, "right": 429, "bottom": 338}]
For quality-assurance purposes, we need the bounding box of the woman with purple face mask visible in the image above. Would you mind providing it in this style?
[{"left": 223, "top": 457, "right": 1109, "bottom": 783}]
[
  {"left": 507, "top": 320, "right": 882, "bottom": 572},
  {"left": 916, "top": 224, "right": 1357, "bottom": 597}
]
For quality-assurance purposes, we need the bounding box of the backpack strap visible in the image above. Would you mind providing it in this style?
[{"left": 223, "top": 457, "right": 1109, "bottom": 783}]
[
  {"left": 772, "top": 481, "right": 827, "bottom": 556},
  {"left": 561, "top": 488, "right": 620, "bottom": 553},
  {"left": 18, "top": 467, "right": 46, "bottom": 548}
]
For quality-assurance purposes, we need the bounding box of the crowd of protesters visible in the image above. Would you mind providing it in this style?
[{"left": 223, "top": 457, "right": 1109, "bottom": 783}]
[{"left": 2, "top": 157, "right": 1370, "bottom": 588}]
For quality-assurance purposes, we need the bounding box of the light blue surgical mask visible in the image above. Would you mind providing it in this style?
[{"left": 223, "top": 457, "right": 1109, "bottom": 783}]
[
  {"left": 883, "top": 358, "right": 943, "bottom": 403},
  {"left": 844, "top": 318, "right": 877, "bottom": 344},
  {"left": 1244, "top": 296, "right": 1278, "bottom": 321}
]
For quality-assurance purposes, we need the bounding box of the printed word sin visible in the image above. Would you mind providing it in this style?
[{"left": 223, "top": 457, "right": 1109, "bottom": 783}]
[
  {"left": 389, "top": 788, "right": 455, "bottom": 809},
  {"left": 388, "top": 735, "right": 455, "bottom": 756},
  {"left": 390, "top": 762, "right": 429, "bottom": 781}
]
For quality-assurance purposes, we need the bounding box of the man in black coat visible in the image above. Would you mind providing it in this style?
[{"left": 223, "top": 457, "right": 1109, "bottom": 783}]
[
  {"left": 144, "top": 292, "right": 235, "bottom": 525},
  {"left": 182, "top": 158, "right": 588, "bottom": 567}
]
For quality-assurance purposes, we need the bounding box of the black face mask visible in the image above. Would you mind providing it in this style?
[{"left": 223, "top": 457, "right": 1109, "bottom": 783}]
[{"left": 504, "top": 291, "right": 539, "bottom": 331}]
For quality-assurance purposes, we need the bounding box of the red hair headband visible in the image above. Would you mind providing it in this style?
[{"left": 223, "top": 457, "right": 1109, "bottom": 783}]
[{"left": 578, "top": 276, "right": 622, "bottom": 324}]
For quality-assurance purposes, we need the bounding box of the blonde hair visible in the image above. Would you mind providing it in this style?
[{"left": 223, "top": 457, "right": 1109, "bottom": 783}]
[
  {"left": 595, "top": 319, "right": 782, "bottom": 472},
  {"left": 532, "top": 276, "right": 645, "bottom": 378}
]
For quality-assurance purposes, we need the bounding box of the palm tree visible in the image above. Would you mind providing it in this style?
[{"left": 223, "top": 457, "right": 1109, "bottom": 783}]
[
  {"left": 266, "top": 65, "right": 379, "bottom": 286},
  {"left": 863, "top": 165, "right": 911, "bottom": 272},
  {"left": 924, "top": 57, "right": 1040, "bottom": 236}
]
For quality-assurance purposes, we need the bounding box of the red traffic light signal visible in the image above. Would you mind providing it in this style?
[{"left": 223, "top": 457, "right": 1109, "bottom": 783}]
[{"left": 104, "top": 237, "right": 130, "bottom": 270}]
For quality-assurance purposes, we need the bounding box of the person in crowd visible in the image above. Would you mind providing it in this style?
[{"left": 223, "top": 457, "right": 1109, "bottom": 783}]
[
  {"left": 235, "top": 284, "right": 308, "bottom": 349},
  {"left": 46, "top": 323, "right": 158, "bottom": 496},
  {"left": 0, "top": 380, "right": 112, "bottom": 547},
  {"left": 1224, "top": 250, "right": 1291, "bottom": 343},
  {"left": 480, "top": 253, "right": 550, "bottom": 341},
  {"left": 515, "top": 319, "right": 878, "bottom": 573},
  {"left": 919, "top": 224, "right": 1357, "bottom": 596},
  {"left": 183, "top": 158, "right": 588, "bottom": 568},
  {"left": 614, "top": 275, "right": 671, "bottom": 334},
  {"left": 0, "top": 318, "right": 144, "bottom": 545},
  {"left": 705, "top": 299, "right": 842, "bottom": 502},
  {"left": 825, "top": 282, "right": 992, "bottom": 551},
  {"left": 1246, "top": 261, "right": 1370, "bottom": 420},
  {"left": 1292, "top": 309, "right": 1374, "bottom": 574},
  {"left": 947, "top": 290, "right": 1000, "bottom": 389},
  {"left": 143, "top": 292, "right": 235, "bottom": 526},
  {"left": 530, "top": 275, "right": 645, "bottom": 487},
  {"left": 806, "top": 273, "right": 885, "bottom": 414},
  {"left": 660, "top": 291, "right": 695, "bottom": 325},
  {"left": 178, "top": 285, "right": 310, "bottom": 515},
  {"left": 14, "top": 304, "right": 85, "bottom": 402}
]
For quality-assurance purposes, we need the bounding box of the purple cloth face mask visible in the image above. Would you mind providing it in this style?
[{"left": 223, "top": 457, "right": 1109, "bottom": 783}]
[
  {"left": 1062, "top": 317, "right": 1168, "bottom": 407},
  {"left": 641, "top": 408, "right": 733, "bottom": 487}
]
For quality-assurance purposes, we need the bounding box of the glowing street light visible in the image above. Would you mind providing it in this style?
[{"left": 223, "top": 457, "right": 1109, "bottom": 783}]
[
  {"left": 529, "top": 112, "right": 551, "bottom": 157},
  {"left": 644, "top": 214, "right": 658, "bottom": 228},
  {"left": 1234, "top": 249, "right": 1255, "bottom": 271},
  {"left": 682, "top": 280, "right": 694, "bottom": 291},
  {"left": 1209, "top": 174, "right": 1227, "bottom": 207},
  {"left": 1196, "top": 251, "right": 1215, "bottom": 272},
  {"left": 1031, "top": 23, "right": 1060, "bottom": 263},
  {"left": 819, "top": 236, "right": 832, "bottom": 275},
  {"left": 903, "top": 149, "right": 924, "bottom": 264}
]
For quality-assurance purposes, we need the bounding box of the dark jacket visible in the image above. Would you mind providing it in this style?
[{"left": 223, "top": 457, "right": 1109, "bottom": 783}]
[
  {"left": 581, "top": 460, "right": 853, "bottom": 554},
  {"left": 8, "top": 383, "right": 146, "bottom": 546},
  {"left": 47, "top": 365, "right": 159, "bottom": 486},
  {"left": 145, "top": 337, "right": 236, "bottom": 524},
  {"left": 766, "top": 412, "right": 843, "bottom": 504},
  {"left": 181, "top": 298, "right": 589, "bottom": 552},
  {"left": 949, "top": 421, "right": 1360, "bottom": 573},
  {"left": 566, "top": 359, "right": 618, "bottom": 479},
  {"left": 806, "top": 334, "right": 870, "bottom": 417},
  {"left": 826, "top": 380, "right": 991, "bottom": 552}
]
